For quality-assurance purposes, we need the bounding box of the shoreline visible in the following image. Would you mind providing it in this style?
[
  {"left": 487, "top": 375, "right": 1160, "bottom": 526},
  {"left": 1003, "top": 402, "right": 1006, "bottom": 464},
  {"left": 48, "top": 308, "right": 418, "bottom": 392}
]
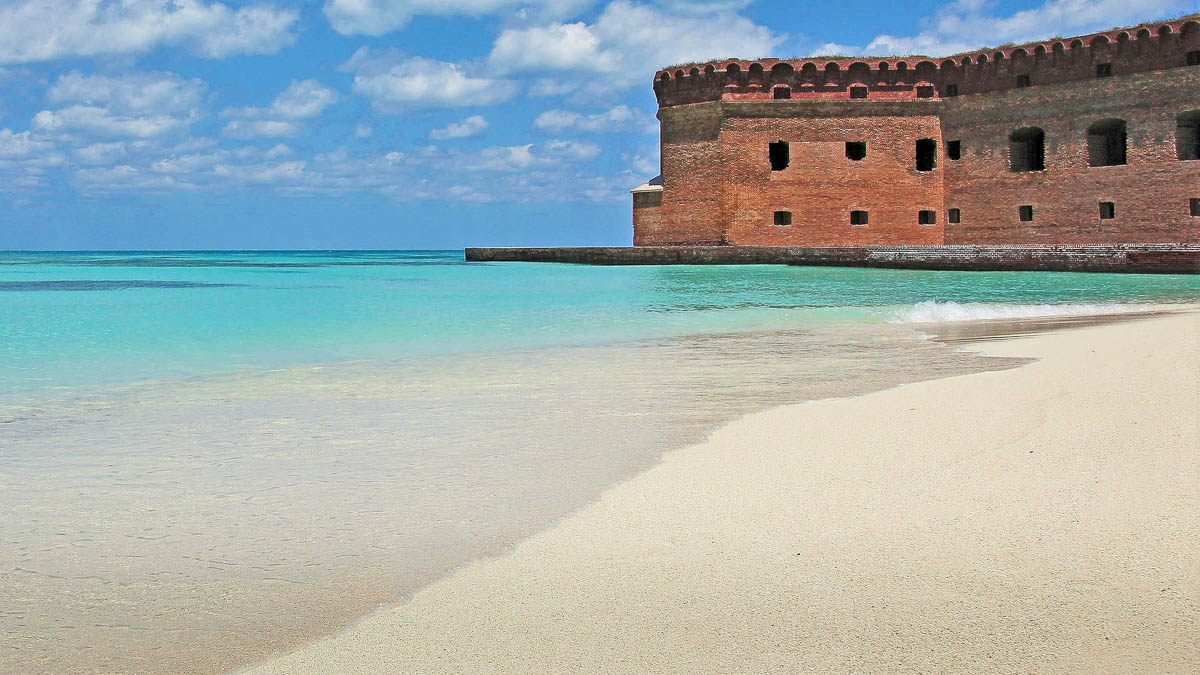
[{"left": 243, "top": 308, "right": 1200, "bottom": 673}]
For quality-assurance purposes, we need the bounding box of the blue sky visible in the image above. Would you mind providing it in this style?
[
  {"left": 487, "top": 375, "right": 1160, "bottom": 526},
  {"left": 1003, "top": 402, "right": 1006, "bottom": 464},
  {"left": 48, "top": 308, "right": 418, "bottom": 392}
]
[{"left": 1, "top": 0, "right": 1196, "bottom": 249}]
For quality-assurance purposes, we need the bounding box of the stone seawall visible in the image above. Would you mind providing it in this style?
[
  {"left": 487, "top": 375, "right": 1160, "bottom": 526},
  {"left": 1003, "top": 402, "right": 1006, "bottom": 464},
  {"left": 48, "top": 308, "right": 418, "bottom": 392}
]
[{"left": 465, "top": 245, "right": 1200, "bottom": 274}]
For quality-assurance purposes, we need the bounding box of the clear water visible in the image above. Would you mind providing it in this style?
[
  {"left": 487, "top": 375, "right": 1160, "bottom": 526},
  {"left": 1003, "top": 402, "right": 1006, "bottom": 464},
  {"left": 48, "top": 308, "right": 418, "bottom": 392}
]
[{"left": 2, "top": 251, "right": 1198, "bottom": 674}]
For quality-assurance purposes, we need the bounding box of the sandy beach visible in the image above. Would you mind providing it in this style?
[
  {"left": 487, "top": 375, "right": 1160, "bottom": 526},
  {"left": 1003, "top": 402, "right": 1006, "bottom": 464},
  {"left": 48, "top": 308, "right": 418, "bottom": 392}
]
[{"left": 241, "top": 309, "right": 1198, "bottom": 673}]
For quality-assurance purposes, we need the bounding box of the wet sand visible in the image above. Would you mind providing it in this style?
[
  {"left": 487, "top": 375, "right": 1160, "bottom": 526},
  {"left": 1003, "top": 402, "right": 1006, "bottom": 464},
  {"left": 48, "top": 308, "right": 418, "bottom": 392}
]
[{"left": 246, "top": 310, "right": 1200, "bottom": 673}]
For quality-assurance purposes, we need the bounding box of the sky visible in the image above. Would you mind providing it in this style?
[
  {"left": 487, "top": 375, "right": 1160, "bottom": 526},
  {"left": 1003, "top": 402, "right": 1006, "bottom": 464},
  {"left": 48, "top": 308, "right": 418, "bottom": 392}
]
[{"left": 0, "top": 0, "right": 1197, "bottom": 249}]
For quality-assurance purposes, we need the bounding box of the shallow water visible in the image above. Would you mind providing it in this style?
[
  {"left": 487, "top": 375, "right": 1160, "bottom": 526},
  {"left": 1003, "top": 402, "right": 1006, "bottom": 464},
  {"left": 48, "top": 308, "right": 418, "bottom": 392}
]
[{"left": 2, "top": 252, "right": 1199, "bottom": 673}]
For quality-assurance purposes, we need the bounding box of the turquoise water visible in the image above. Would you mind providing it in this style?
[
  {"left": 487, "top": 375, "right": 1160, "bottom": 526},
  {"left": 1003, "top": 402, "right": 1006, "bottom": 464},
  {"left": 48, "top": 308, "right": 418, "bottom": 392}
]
[
  {"left": 3, "top": 250, "right": 1200, "bottom": 396},
  {"left": 3, "top": 251, "right": 1200, "bottom": 674}
]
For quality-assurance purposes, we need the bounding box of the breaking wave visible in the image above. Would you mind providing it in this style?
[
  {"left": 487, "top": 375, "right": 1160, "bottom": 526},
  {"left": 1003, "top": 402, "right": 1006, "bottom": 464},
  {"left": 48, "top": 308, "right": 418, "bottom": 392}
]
[{"left": 888, "top": 300, "right": 1160, "bottom": 323}]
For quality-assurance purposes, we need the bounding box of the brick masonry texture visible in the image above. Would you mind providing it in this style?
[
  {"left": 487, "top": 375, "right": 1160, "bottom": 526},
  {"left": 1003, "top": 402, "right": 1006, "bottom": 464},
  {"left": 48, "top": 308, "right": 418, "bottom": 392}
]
[
  {"left": 635, "top": 15, "right": 1200, "bottom": 251},
  {"left": 466, "top": 245, "right": 1200, "bottom": 274}
]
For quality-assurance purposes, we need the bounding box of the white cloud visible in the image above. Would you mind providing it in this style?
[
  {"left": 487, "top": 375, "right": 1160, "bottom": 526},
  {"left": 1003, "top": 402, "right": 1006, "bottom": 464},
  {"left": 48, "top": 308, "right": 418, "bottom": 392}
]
[
  {"left": 350, "top": 52, "right": 519, "bottom": 110},
  {"left": 220, "top": 79, "right": 338, "bottom": 138},
  {"left": 469, "top": 139, "right": 600, "bottom": 170},
  {"left": 222, "top": 119, "right": 300, "bottom": 139},
  {"left": 0, "top": 129, "right": 52, "bottom": 158},
  {"left": 430, "top": 115, "right": 489, "bottom": 140},
  {"left": 0, "top": 0, "right": 298, "bottom": 64},
  {"left": 75, "top": 142, "right": 128, "bottom": 164},
  {"left": 223, "top": 79, "right": 339, "bottom": 121},
  {"left": 268, "top": 79, "right": 340, "bottom": 119},
  {"left": 322, "top": 0, "right": 594, "bottom": 36},
  {"left": 355, "top": 124, "right": 373, "bottom": 138},
  {"left": 33, "top": 106, "right": 191, "bottom": 138},
  {"left": 834, "top": 0, "right": 1192, "bottom": 57},
  {"left": 488, "top": 1, "right": 783, "bottom": 97},
  {"left": 48, "top": 71, "right": 207, "bottom": 116},
  {"left": 533, "top": 105, "right": 654, "bottom": 133}
]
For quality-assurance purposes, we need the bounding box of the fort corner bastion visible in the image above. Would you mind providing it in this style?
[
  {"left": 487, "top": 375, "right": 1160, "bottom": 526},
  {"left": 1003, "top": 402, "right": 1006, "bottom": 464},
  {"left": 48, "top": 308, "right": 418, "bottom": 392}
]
[{"left": 468, "top": 15, "right": 1200, "bottom": 273}]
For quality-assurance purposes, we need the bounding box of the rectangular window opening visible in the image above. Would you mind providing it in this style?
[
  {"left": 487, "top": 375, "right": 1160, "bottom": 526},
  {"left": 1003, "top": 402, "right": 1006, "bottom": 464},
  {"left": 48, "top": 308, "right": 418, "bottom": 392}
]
[
  {"left": 945, "top": 84, "right": 959, "bottom": 97},
  {"left": 947, "top": 140, "right": 961, "bottom": 160},
  {"left": 916, "top": 85, "right": 935, "bottom": 98},
  {"left": 773, "top": 86, "right": 791, "bottom": 99},
  {"left": 1096, "top": 63, "right": 1113, "bottom": 78},
  {"left": 1187, "top": 51, "right": 1200, "bottom": 66},
  {"left": 948, "top": 208, "right": 961, "bottom": 224},
  {"left": 1016, "top": 74, "right": 1031, "bottom": 87},
  {"left": 1019, "top": 205, "right": 1034, "bottom": 222},
  {"left": 1178, "top": 112, "right": 1200, "bottom": 160},
  {"left": 850, "top": 210, "right": 868, "bottom": 226},
  {"left": 845, "top": 141, "right": 867, "bottom": 161},
  {"left": 915, "top": 138, "right": 937, "bottom": 171},
  {"left": 769, "top": 141, "right": 789, "bottom": 171},
  {"left": 1191, "top": 198, "right": 1200, "bottom": 217},
  {"left": 774, "top": 210, "right": 792, "bottom": 226},
  {"left": 1010, "top": 127, "right": 1046, "bottom": 172},
  {"left": 918, "top": 209, "right": 937, "bottom": 225},
  {"left": 1099, "top": 201, "right": 1115, "bottom": 220},
  {"left": 849, "top": 86, "right": 868, "bottom": 99}
]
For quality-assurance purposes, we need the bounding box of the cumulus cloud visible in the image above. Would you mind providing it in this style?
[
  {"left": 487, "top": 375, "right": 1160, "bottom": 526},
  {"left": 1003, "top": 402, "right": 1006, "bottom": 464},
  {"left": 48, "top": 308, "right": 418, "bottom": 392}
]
[
  {"left": 75, "top": 142, "right": 128, "bottom": 165},
  {"left": 349, "top": 51, "right": 519, "bottom": 110},
  {"left": 33, "top": 72, "right": 206, "bottom": 142},
  {"left": 220, "top": 79, "right": 338, "bottom": 138},
  {"left": 533, "top": 105, "right": 654, "bottom": 133},
  {"left": 322, "top": 0, "right": 594, "bottom": 36},
  {"left": 0, "top": 0, "right": 298, "bottom": 64},
  {"left": 0, "top": 129, "right": 53, "bottom": 158},
  {"left": 824, "top": 0, "right": 1192, "bottom": 57},
  {"left": 33, "top": 106, "right": 192, "bottom": 138},
  {"left": 48, "top": 71, "right": 207, "bottom": 115},
  {"left": 488, "top": 1, "right": 783, "bottom": 94},
  {"left": 221, "top": 119, "right": 300, "bottom": 139},
  {"left": 429, "top": 115, "right": 489, "bottom": 140}
]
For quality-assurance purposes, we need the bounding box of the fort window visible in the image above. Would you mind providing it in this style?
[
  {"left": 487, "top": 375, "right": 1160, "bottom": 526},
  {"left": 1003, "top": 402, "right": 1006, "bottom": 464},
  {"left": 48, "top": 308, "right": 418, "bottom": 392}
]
[
  {"left": 1177, "top": 110, "right": 1200, "bottom": 160},
  {"left": 916, "top": 85, "right": 935, "bottom": 98},
  {"left": 773, "top": 86, "right": 791, "bottom": 99},
  {"left": 945, "top": 84, "right": 959, "bottom": 97},
  {"left": 1009, "top": 127, "right": 1045, "bottom": 172},
  {"left": 1016, "top": 74, "right": 1031, "bottom": 87},
  {"left": 850, "top": 210, "right": 869, "bottom": 226},
  {"left": 1192, "top": 198, "right": 1200, "bottom": 217},
  {"left": 769, "top": 141, "right": 789, "bottom": 171},
  {"left": 947, "top": 140, "right": 961, "bottom": 160},
  {"left": 948, "top": 208, "right": 961, "bottom": 224},
  {"left": 849, "top": 85, "right": 868, "bottom": 99},
  {"left": 846, "top": 141, "right": 867, "bottom": 161},
  {"left": 918, "top": 210, "right": 937, "bottom": 225},
  {"left": 1019, "top": 205, "right": 1034, "bottom": 222},
  {"left": 1087, "top": 119, "right": 1127, "bottom": 167},
  {"left": 1099, "top": 201, "right": 1116, "bottom": 220},
  {"left": 1188, "top": 51, "right": 1200, "bottom": 66},
  {"left": 915, "top": 139, "right": 937, "bottom": 171},
  {"left": 1095, "top": 63, "right": 1113, "bottom": 78},
  {"left": 774, "top": 211, "right": 792, "bottom": 226}
]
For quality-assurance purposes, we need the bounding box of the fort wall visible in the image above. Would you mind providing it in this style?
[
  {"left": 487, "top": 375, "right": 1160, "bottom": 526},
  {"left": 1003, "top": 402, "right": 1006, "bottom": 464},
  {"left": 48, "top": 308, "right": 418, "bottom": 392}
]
[{"left": 635, "top": 15, "right": 1200, "bottom": 249}]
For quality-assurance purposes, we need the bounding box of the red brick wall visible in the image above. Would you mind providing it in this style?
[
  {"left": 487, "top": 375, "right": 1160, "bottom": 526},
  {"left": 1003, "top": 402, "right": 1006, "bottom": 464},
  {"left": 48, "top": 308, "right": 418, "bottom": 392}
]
[
  {"left": 636, "top": 15, "right": 1200, "bottom": 248},
  {"left": 718, "top": 103, "right": 944, "bottom": 246},
  {"left": 941, "top": 67, "right": 1200, "bottom": 244}
]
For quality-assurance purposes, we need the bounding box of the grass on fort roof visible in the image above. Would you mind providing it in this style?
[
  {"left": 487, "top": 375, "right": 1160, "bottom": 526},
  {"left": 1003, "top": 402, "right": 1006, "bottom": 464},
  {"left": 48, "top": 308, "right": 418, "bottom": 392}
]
[
  {"left": 659, "top": 12, "right": 1197, "bottom": 70},
  {"left": 661, "top": 53, "right": 933, "bottom": 70}
]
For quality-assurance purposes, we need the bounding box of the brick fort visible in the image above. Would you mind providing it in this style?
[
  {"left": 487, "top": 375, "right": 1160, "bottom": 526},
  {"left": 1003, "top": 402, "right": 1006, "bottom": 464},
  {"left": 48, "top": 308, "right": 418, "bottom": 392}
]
[{"left": 469, "top": 15, "right": 1200, "bottom": 272}]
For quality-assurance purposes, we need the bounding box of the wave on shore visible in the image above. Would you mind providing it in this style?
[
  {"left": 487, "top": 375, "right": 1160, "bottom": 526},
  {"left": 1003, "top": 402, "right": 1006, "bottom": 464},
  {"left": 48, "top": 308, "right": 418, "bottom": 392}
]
[{"left": 889, "top": 300, "right": 1164, "bottom": 323}]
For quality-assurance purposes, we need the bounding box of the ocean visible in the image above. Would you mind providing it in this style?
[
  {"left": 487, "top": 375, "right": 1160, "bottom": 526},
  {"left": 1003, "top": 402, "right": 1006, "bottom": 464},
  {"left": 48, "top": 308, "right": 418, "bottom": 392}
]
[{"left": 3, "top": 251, "right": 1199, "bottom": 673}]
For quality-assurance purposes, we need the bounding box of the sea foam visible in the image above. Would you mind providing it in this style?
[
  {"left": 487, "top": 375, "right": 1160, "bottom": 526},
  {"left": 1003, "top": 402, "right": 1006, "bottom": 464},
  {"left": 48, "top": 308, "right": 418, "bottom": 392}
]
[{"left": 889, "top": 300, "right": 1159, "bottom": 323}]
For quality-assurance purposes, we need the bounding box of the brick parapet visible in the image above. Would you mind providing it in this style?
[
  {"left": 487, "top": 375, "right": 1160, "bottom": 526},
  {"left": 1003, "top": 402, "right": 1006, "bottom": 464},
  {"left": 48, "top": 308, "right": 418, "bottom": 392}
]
[{"left": 653, "top": 15, "right": 1199, "bottom": 107}]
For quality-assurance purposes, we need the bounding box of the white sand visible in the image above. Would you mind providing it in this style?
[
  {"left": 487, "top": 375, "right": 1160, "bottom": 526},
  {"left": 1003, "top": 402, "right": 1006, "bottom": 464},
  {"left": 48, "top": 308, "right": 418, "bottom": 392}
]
[{"left": 245, "top": 311, "right": 1200, "bottom": 673}]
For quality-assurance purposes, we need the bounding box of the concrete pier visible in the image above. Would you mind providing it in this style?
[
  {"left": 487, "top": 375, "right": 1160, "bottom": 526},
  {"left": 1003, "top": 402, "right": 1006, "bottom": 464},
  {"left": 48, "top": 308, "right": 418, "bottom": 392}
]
[{"left": 464, "top": 245, "right": 1200, "bottom": 274}]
